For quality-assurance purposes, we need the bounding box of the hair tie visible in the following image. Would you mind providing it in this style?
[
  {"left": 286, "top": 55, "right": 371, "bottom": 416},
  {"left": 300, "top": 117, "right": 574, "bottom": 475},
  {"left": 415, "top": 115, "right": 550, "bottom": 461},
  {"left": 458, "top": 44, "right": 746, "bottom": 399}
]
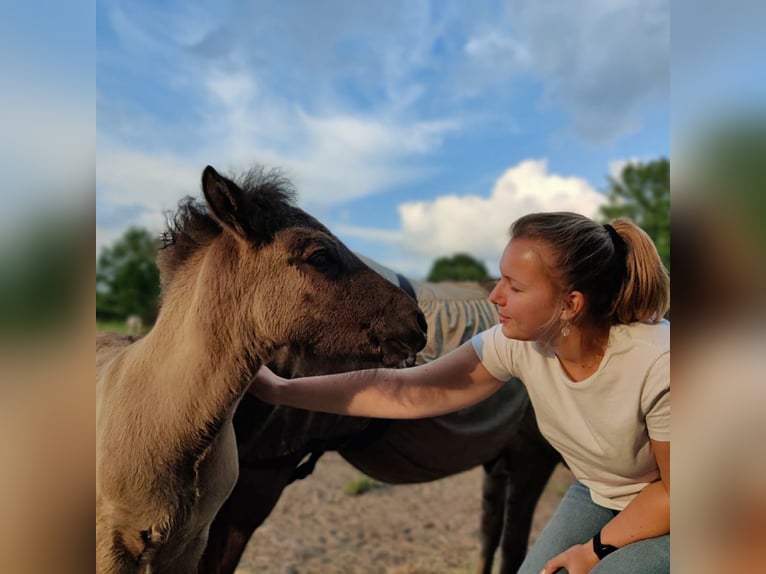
[
  {"left": 603, "top": 224, "right": 625, "bottom": 252},
  {"left": 603, "top": 223, "right": 627, "bottom": 284}
]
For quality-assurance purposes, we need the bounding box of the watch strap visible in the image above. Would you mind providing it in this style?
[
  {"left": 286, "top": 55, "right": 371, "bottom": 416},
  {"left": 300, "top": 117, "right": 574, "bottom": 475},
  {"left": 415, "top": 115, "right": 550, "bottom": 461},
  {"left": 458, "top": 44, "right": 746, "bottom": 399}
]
[{"left": 592, "top": 530, "right": 618, "bottom": 560}]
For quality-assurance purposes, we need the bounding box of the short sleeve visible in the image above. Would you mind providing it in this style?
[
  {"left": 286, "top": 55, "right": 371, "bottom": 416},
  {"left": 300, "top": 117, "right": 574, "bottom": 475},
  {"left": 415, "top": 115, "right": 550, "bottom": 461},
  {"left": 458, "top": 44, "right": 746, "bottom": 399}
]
[
  {"left": 643, "top": 351, "right": 670, "bottom": 441},
  {"left": 471, "top": 325, "right": 516, "bottom": 382}
]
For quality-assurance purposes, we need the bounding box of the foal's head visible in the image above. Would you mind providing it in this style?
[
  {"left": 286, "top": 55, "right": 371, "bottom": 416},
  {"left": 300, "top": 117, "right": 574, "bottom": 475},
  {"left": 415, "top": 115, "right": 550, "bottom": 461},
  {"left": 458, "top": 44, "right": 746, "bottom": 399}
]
[{"left": 157, "top": 165, "right": 427, "bottom": 369}]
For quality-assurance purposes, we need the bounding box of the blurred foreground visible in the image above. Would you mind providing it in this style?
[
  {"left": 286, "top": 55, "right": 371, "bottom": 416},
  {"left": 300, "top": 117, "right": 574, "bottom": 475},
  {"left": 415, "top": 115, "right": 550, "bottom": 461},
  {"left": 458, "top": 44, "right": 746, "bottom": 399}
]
[{"left": 672, "top": 116, "right": 766, "bottom": 572}]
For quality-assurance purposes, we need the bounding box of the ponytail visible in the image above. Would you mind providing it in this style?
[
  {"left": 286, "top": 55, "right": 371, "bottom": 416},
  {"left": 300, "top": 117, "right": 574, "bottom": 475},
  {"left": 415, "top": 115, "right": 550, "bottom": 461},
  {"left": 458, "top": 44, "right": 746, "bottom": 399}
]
[{"left": 609, "top": 218, "right": 670, "bottom": 323}]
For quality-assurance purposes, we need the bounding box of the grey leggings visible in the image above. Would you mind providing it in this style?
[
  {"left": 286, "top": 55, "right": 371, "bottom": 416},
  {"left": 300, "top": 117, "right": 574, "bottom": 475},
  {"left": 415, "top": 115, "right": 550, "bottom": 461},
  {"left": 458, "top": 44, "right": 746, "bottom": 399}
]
[{"left": 518, "top": 482, "right": 670, "bottom": 574}]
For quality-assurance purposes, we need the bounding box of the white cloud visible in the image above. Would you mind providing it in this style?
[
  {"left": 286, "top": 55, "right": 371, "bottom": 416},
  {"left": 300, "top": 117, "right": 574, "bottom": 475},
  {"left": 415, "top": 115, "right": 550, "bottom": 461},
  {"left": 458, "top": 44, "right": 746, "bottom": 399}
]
[
  {"left": 95, "top": 102, "right": 457, "bottom": 256},
  {"left": 98, "top": 89, "right": 457, "bottom": 202},
  {"left": 608, "top": 157, "right": 643, "bottom": 181},
  {"left": 333, "top": 224, "right": 403, "bottom": 245},
  {"left": 333, "top": 159, "right": 608, "bottom": 278},
  {"left": 393, "top": 159, "right": 607, "bottom": 274},
  {"left": 464, "top": 31, "right": 530, "bottom": 66},
  {"left": 97, "top": 148, "right": 199, "bottom": 210},
  {"left": 285, "top": 113, "right": 458, "bottom": 205},
  {"left": 96, "top": 147, "right": 200, "bottom": 255},
  {"left": 96, "top": 50, "right": 462, "bottom": 253},
  {"left": 506, "top": 0, "right": 669, "bottom": 141}
]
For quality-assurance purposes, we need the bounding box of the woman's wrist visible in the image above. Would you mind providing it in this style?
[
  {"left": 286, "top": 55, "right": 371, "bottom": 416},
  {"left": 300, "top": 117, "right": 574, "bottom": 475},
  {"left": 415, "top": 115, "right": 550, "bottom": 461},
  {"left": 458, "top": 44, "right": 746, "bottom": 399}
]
[
  {"left": 248, "top": 366, "right": 285, "bottom": 404},
  {"left": 581, "top": 540, "right": 601, "bottom": 569},
  {"left": 266, "top": 375, "right": 284, "bottom": 404},
  {"left": 591, "top": 529, "right": 619, "bottom": 561}
]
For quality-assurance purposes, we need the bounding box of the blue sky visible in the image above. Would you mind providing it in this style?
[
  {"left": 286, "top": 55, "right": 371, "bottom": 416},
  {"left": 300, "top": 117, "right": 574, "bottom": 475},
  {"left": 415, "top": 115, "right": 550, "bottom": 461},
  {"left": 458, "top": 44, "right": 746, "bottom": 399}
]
[{"left": 96, "top": 0, "right": 670, "bottom": 279}]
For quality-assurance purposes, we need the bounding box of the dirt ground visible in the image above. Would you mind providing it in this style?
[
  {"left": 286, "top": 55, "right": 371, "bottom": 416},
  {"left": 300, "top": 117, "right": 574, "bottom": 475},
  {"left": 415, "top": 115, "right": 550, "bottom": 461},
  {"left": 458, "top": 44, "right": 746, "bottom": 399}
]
[{"left": 235, "top": 453, "right": 574, "bottom": 574}]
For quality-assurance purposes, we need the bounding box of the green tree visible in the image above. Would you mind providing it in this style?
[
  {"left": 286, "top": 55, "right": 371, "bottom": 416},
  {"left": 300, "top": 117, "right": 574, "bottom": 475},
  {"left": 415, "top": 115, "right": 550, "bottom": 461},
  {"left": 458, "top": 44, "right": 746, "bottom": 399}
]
[
  {"left": 96, "top": 227, "right": 160, "bottom": 322},
  {"left": 599, "top": 158, "right": 670, "bottom": 270},
  {"left": 427, "top": 253, "right": 490, "bottom": 282}
]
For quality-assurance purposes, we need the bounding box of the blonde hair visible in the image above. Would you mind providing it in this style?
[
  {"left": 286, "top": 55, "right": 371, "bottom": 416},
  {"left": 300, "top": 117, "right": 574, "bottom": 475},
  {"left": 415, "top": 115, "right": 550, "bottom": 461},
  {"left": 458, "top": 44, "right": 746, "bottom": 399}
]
[
  {"left": 610, "top": 218, "right": 670, "bottom": 323},
  {"left": 511, "top": 212, "right": 669, "bottom": 327}
]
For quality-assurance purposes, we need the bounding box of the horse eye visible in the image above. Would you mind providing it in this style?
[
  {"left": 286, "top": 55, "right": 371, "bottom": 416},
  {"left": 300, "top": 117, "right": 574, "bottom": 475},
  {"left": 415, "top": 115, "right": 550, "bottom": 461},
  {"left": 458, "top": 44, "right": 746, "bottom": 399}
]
[{"left": 307, "top": 249, "right": 331, "bottom": 268}]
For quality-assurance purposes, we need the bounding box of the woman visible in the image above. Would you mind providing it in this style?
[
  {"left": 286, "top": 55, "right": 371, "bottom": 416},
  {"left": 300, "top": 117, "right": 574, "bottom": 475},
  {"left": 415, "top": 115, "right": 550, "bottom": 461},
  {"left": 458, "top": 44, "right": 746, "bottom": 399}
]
[{"left": 251, "top": 212, "right": 670, "bottom": 574}]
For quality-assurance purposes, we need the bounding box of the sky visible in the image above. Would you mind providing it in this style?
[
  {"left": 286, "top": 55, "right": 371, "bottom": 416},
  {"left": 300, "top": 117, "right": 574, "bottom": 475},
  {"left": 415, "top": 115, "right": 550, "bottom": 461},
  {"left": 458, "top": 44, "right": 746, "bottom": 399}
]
[{"left": 96, "top": 0, "right": 670, "bottom": 279}]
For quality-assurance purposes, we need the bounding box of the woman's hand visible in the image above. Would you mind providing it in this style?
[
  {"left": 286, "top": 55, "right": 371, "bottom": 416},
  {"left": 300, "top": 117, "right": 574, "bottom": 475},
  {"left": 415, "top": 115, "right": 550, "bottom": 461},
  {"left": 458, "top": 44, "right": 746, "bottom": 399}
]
[
  {"left": 248, "top": 364, "right": 283, "bottom": 404},
  {"left": 541, "top": 542, "right": 599, "bottom": 574}
]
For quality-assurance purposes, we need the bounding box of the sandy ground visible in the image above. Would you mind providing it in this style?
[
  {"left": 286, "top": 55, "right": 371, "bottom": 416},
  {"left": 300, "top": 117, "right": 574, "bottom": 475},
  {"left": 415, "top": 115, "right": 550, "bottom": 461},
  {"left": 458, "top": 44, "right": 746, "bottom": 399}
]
[{"left": 235, "top": 453, "right": 574, "bottom": 574}]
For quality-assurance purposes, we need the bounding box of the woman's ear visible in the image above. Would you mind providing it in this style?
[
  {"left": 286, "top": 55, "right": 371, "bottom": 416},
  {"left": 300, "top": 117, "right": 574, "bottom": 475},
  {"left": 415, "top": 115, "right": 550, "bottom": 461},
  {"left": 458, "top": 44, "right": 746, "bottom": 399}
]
[{"left": 561, "top": 290, "right": 586, "bottom": 321}]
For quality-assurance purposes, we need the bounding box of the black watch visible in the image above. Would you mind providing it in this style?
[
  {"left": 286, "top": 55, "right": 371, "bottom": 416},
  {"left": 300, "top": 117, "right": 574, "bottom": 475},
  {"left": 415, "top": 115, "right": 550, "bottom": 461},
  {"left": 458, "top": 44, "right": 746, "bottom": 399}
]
[{"left": 592, "top": 530, "right": 618, "bottom": 560}]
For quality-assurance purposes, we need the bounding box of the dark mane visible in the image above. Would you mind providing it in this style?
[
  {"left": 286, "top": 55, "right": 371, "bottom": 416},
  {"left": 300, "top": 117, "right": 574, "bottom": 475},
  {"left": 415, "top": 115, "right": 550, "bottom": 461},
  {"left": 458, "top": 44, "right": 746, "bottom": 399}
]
[{"left": 159, "top": 166, "right": 297, "bottom": 278}]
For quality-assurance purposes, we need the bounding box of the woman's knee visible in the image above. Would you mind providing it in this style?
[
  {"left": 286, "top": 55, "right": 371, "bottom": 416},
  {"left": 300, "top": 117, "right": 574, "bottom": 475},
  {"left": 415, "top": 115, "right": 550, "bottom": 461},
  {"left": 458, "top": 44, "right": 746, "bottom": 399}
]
[{"left": 518, "top": 483, "right": 615, "bottom": 574}]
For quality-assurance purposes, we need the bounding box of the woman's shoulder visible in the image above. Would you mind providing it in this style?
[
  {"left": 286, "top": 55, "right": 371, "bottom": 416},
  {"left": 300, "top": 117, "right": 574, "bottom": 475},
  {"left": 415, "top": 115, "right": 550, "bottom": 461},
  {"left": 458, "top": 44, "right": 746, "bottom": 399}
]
[{"left": 611, "top": 320, "right": 670, "bottom": 355}]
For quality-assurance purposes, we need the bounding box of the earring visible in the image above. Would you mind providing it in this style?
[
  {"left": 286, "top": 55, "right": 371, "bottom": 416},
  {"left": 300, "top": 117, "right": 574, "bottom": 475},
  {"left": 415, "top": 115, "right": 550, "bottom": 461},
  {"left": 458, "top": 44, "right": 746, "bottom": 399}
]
[{"left": 561, "top": 320, "right": 570, "bottom": 337}]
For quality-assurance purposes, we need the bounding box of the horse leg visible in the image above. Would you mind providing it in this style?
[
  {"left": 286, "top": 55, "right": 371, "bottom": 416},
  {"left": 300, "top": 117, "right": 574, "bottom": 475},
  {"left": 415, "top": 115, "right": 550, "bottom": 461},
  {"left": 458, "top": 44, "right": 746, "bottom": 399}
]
[
  {"left": 197, "top": 466, "right": 294, "bottom": 574},
  {"left": 498, "top": 409, "right": 561, "bottom": 574},
  {"left": 477, "top": 456, "right": 509, "bottom": 574},
  {"left": 498, "top": 456, "right": 558, "bottom": 574}
]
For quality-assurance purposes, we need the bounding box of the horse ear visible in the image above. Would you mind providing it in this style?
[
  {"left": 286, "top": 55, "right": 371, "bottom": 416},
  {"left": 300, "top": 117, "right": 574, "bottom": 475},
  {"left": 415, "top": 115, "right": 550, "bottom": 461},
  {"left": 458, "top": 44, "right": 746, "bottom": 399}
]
[{"left": 201, "top": 166, "right": 248, "bottom": 239}]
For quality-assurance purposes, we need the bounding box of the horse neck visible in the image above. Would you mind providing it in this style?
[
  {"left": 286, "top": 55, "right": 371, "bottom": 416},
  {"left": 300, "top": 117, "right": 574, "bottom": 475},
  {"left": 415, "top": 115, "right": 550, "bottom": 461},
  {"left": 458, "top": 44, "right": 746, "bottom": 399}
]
[{"left": 123, "top": 242, "right": 263, "bottom": 448}]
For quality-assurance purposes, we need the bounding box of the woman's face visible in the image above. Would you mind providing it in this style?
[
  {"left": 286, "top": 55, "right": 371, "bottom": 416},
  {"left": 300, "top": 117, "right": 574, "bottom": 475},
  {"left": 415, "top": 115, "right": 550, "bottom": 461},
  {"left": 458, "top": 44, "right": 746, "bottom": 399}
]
[{"left": 489, "top": 237, "right": 562, "bottom": 341}]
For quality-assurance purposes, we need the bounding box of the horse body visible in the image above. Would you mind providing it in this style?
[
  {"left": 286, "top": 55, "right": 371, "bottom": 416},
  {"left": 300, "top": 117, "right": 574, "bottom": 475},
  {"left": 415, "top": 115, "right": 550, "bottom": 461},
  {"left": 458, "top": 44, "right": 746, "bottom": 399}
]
[
  {"left": 200, "top": 270, "right": 560, "bottom": 574},
  {"left": 338, "top": 378, "right": 531, "bottom": 483},
  {"left": 96, "top": 166, "right": 426, "bottom": 573}
]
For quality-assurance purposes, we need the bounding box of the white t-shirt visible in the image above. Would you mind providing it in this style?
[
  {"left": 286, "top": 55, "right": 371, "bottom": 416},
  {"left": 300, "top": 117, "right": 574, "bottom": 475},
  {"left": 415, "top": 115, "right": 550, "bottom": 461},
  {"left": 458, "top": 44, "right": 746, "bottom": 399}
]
[{"left": 472, "top": 321, "right": 670, "bottom": 510}]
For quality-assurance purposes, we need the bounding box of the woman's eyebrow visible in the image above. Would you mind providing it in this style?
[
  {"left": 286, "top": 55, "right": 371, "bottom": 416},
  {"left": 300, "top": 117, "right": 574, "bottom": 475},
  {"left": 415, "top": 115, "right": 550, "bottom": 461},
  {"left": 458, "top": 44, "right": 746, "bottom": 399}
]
[{"left": 501, "top": 273, "right": 528, "bottom": 287}]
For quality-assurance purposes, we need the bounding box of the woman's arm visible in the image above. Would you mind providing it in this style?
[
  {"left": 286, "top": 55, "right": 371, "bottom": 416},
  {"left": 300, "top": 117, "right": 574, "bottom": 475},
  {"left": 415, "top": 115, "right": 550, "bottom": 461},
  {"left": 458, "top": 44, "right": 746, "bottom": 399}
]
[
  {"left": 598, "top": 438, "right": 670, "bottom": 543},
  {"left": 249, "top": 341, "right": 506, "bottom": 419},
  {"left": 543, "top": 438, "right": 671, "bottom": 574}
]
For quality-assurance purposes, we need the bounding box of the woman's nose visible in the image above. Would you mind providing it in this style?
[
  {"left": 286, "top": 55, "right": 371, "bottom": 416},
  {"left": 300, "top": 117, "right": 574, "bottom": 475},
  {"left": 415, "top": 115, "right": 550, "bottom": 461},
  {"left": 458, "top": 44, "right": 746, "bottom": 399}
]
[{"left": 489, "top": 284, "right": 503, "bottom": 305}]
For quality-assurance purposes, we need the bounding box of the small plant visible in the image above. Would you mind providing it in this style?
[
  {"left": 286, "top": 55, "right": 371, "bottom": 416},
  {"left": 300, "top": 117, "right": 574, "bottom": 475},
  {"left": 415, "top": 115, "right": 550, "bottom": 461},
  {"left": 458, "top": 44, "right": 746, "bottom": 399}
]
[{"left": 344, "top": 475, "right": 383, "bottom": 496}]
